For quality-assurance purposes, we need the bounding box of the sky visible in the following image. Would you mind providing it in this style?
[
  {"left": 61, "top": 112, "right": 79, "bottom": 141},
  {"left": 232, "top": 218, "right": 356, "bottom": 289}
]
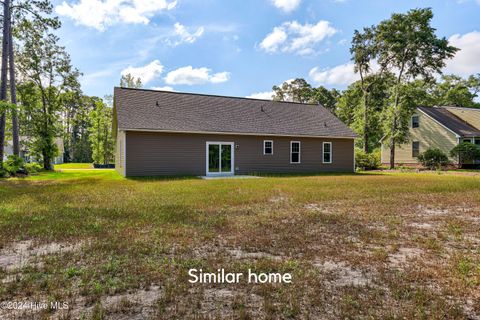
[{"left": 51, "top": 0, "right": 480, "bottom": 99}]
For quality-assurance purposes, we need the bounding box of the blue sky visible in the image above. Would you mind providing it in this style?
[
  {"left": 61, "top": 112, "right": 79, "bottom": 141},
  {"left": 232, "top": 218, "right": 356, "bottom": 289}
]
[{"left": 52, "top": 0, "right": 480, "bottom": 99}]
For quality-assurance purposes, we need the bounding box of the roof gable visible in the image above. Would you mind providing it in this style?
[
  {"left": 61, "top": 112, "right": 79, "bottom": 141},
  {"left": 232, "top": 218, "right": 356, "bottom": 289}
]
[{"left": 114, "top": 87, "right": 356, "bottom": 138}]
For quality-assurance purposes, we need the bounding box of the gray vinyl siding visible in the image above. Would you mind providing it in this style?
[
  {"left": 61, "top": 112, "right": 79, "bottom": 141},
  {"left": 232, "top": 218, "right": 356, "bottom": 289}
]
[{"left": 123, "top": 131, "right": 354, "bottom": 177}]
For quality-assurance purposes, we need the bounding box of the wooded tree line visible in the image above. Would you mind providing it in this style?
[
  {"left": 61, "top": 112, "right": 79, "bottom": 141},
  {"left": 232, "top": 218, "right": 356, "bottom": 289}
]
[
  {"left": 0, "top": 0, "right": 114, "bottom": 171},
  {"left": 272, "top": 8, "right": 479, "bottom": 168}
]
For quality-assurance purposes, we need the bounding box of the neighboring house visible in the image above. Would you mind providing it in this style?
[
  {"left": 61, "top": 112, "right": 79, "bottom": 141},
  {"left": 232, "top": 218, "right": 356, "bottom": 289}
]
[
  {"left": 381, "top": 106, "right": 480, "bottom": 166},
  {"left": 113, "top": 87, "right": 357, "bottom": 177},
  {"left": 3, "top": 136, "right": 64, "bottom": 164}
]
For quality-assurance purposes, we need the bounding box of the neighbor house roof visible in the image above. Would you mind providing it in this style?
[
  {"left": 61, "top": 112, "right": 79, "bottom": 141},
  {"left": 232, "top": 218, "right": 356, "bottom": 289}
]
[
  {"left": 114, "top": 87, "right": 356, "bottom": 138},
  {"left": 417, "top": 106, "right": 480, "bottom": 138}
]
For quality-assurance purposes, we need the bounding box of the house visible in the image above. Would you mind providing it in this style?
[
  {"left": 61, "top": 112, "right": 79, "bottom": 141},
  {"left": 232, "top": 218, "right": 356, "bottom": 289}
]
[
  {"left": 381, "top": 106, "right": 480, "bottom": 166},
  {"left": 3, "top": 136, "right": 64, "bottom": 164},
  {"left": 113, "top": 87, "right": 357, "bottom": 177}
]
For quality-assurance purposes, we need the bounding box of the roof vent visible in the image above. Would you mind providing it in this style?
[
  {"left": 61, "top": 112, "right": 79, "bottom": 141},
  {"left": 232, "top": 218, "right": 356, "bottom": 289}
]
[
  {"left": 261, "top": 105, "right": 266, "bottom": 112},
  {"left": 156, "top": 100, "right": 160, "bottom": 107}
]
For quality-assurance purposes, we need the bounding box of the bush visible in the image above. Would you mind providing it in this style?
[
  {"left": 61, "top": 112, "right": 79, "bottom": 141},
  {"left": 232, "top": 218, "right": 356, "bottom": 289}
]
[
  {"left": 25, "top": 162, "right": 43, "bottom": 174},
  {"left": 450, "top": 142, "right": 480, "bottom": 165},
  {"left": 417, "top": 148, "right": 450, "bottom": 170},
  {"left": 355, "top": 149, "right": 381, "bottom": 170},
  {"left": 2, "top": 155, "right": 25, "bottom": 175}
]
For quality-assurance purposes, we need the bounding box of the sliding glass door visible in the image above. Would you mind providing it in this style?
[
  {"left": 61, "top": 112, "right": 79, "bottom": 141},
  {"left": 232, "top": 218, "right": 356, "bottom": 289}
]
[{"left": 207, "top": 142, "right": 234, "bottom": 175}]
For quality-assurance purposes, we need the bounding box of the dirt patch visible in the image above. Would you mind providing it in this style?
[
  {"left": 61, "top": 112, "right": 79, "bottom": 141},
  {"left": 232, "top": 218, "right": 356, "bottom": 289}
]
[
  {"left": 315, "top": 260, "right": 371, "bottom": 287},
  {"left": 0, "top": 240, "right": 84, "bottom": 271},
  {"left": 388, "top": 247, "right": 423, "bottom": 269},
  {"left": 409, "top": 222, "right": 435, "bottom": 230},
  {"left": 201, "top": 288, "right": 263, "bottom": 318},
  {"left": 227, "top": 248, "right": 284, "bottom": 261}
]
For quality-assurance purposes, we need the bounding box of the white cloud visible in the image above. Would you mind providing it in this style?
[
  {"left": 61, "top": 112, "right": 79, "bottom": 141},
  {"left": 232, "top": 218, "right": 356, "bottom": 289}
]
[
  {"left": 164, "top": 66, "right": 230, "bottom": 85},
  {"left": 259, "top": 20, "right": 337, "bottom": 55},
  {"left": 151, "top": 86, "right": 175, "bottom": 91},
  {"left": 445, "top": 31, "right": 480, "bottom": 76},
  {"left": 309, "top": 63, "right": 359, "bottom": 85},
  {"left": 270, "top": 0, "right": 301, "bottom": 12},
  {"left": 168, "top": 23, "right": 204, "bottom": 46},
  {"left": 121, "top": 60, "right": 164, "bottom": 84},
  {"left": 56, "top": 0, "right": 177, "bottom": 31},
  {"left": 246, "top": 91, "right": 274, "bottom": 100}
]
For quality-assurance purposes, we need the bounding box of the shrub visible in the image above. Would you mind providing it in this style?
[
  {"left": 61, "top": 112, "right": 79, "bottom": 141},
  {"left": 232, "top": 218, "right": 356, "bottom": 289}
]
[
  {"left": 355, "top": 149, "right": 381, "bottom": 170},
  {"left": 417, "top": 148, "right": 450, "bottom": 170},
  {"left": 25, "top": 162, "right": 43, "bottom": 174},
  {"left": 2, "top": 155, "right": 25, "bottom": 175},
  {"left": 450, "top": 142, "right": 480, "bottom": 165}
]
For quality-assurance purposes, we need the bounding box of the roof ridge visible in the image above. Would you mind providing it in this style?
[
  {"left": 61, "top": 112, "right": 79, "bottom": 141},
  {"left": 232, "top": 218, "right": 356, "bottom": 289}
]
[{"left": 114, "top": 86, "right": 321, "bottom": 107}]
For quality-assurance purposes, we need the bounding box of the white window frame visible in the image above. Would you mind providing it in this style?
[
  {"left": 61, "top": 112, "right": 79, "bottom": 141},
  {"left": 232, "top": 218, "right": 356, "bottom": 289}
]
[
  {"left": 323, "top": 142, "right": 332, "bottom": 164},
  {"left": 411, "top": 115, "right": 419, "bottom": 128},
  {"left": 263, "top": 140, "right": 273, "bottom": 155},
  {"left": 412, "top": 141, "right": 420, "bottom": 158},
  {"left": 290, "top": 141, "right": 301, "bottom": 164}
]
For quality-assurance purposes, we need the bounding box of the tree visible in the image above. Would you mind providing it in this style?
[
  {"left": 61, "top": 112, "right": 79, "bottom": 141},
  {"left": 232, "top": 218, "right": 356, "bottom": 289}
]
[
  {"left": 120, "top": 74, "right": 142, "bottom": 88},
  {"left": 450, "top": 142, "right": 480, "bottom": 166},
  {"left": 310, "top": 86, "right": 340, "bottom": 113},
  {"left": 17, "top": 20, "right": 81, "bottom": 170},
  {"left": 375, "top": 8, "right": 458, "bottom": 168},
  {"left": 337, "top": 73, "right": 393, "bottom": 151},
  {"left": 350, "top": 26, "right": 384, "bottom": 153},
  {"left": 0, "top": 0, "right": 60, "bottom": 163},
  {"left": 273, "top": 78, "right": 313, "bottom": 103},
  {"left": 431, "top": 74, "right": 480, "bottom": 108},
  {"left": 89, "top": 99, "right": 113, "bottom": 165}
]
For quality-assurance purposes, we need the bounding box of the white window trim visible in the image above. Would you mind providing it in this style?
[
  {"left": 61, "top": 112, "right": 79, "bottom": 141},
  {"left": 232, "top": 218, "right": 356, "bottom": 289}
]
[
  {"left": 411, "top": 114, "right": 419, "bottom": 128},
  {"left": 412, "top": 141, "right": 420, "bottom": 158},
  {"left": 290, "top": 141, "right": 301, "bottom": 164},
  {"left": 323, "top": 142, "right": 332, "bottom": 164},
  {"left": 263, "top": 140, "right": 273, "bottom": 155}
]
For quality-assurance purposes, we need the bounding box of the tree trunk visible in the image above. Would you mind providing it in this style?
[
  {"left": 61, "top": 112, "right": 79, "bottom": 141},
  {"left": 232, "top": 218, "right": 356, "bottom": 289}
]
[
  {"left": 0, "top": 0, "right": 11, "bottom": 163},
  {"left": 363, "top": 92, "right": 369, "bottom": 153},
  {"left": 389, "top": 138, "right": 395, "bottom": 169},
  {"left": 9, "top": 26, "right": 19, "bottom": 156}
]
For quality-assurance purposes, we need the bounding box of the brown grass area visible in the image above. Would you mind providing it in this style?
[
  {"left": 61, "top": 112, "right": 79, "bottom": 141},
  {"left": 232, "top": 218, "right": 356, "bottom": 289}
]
[{"left": 0, "top": 171, "right": 479, "bottom": 319}]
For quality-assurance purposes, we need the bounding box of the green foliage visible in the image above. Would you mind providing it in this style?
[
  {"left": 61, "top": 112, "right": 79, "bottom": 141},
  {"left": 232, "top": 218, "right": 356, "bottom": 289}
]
[
  {"left": 355, "top": 148, "right": 381, "bottom": 170},
  {"left": 24, "top": 162, "right": 43, "bottom": 174},
  {"left": 89, "top": 100, "right": 114, "bottom": 165},
  {"left": 3, "top": 155, "right": 25, "bottom": 175},
  {"left": 450, "top": 142, "right": 480, "bottom": 164},
  {"left": 120, "top": 73, "right": 142, "bottom": 88},
  {"left": 272, "top": 78, "right": 340, "bottom": 112},
  {"left": 417, "top": 148, "right": 450, "bottom": 170}
]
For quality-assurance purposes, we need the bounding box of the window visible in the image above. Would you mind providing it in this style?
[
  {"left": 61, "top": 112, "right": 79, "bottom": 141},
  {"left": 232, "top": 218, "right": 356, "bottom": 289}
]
[
  {"left": 323, "top": 142, "right": 332, "bottom": 163},
  {"left": 263, "top": 140, "right": 273, "bottom": 155},
  {"left": 412, "top": 115, "right": 419, "bottom": 128},
  {"left": 290, "top": 141, "right": 300, "bottom": 164},
  {"left": 463, "top": 139, "right": 473, "bottom": 144},
  {"left": 412, "top": 141, "right": 420, "bottom": 158}
]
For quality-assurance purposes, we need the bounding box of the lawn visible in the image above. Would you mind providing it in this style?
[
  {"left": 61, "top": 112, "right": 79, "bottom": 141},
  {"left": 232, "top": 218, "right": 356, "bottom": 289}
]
[
  {"left": 54, "top": 163, "right": 94, "bottom": 169},
  {"left": 0, "top": 170, "right": 479, "bottom": 319}
]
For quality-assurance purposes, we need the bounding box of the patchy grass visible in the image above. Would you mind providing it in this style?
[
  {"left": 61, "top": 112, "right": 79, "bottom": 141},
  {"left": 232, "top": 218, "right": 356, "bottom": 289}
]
[
  {"left": 55, "top": 163, "right": 94, "bottom": 169},
  {"left": 0, "top": 170, "right": 479, "bottom": 319}
]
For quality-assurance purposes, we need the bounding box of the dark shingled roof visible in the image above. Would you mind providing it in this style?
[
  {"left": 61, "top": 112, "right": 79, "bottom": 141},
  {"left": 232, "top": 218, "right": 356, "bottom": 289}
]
[
  {"left": 417, "top": 106, "right": 480, "bottom": 138},
  {"left": 114, "top": 87, "right": 356, "bottom": 138}
]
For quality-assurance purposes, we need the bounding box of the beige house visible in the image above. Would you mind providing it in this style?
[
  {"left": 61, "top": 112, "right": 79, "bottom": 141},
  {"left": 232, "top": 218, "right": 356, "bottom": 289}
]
[{"left": 381, "top": 106, "right": 480, "bottom": 166}]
